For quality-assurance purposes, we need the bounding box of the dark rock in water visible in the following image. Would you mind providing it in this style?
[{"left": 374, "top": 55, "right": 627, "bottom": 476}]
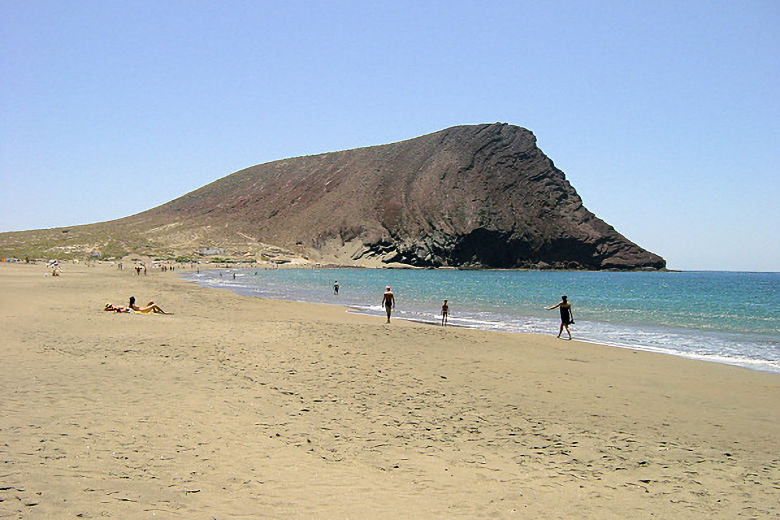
[{"left": 141, "top": 123, "right": 664, "bottom": 269}]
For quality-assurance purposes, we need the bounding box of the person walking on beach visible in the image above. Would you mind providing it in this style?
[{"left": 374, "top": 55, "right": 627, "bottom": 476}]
[
  {"left": 547, "top": 295, "right": 574, "bottom": 339},
  {"left": 334, "top": 281, "right": 340, "bottom": 295},
  {"left": 441, "top": 299, "right": 449, "bottom": 326},
  {"left": 382, "top": 286, "right": 395, "bottom": 323}
]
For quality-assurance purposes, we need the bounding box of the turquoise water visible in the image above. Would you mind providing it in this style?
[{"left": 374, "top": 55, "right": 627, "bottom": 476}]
[{"left": 187, "top": 269, "right": 780, "bottom": 374}]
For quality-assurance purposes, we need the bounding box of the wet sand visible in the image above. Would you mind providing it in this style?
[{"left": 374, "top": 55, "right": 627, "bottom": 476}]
[{"left": 1, "top": 262, "right": 778, "bottom": 518}]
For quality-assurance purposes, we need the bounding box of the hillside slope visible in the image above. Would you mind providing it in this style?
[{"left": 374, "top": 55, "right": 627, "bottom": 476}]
[{"left": 0, "top": 123, "right": 665, "bottom": 269}]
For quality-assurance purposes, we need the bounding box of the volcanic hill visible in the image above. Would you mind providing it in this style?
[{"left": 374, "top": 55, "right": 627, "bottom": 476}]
[{"left": 0, "top": 123, "right": 665, "bottom": 269}]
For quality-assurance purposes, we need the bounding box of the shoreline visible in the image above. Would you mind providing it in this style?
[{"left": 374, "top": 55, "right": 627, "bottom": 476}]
[
  {"left": 186, "top": 268, "right": 780, "bottom": 376},
  {"left": 342, "top": 306, "right": 780, "bottom": 375},
  {"left": 1, "top": 261, "right": 778, "bottom": 518},
  {"left": 343, "top": 306, "right": 780, "bottom": 375}
]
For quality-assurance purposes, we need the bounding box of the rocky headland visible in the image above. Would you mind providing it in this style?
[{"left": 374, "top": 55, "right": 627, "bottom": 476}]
[{"left": 0, "top": 123, "right": 665, "bottom": 269}]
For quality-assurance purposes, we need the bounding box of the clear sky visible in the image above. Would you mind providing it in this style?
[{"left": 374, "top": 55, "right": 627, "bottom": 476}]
[{"left": 1, "top": 1, "right": 778, "bottom": 271}]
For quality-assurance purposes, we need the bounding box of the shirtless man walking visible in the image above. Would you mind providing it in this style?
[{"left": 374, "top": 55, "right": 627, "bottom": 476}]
[{"left": 381, "top": 286, "right": 395, "bottom": 323}]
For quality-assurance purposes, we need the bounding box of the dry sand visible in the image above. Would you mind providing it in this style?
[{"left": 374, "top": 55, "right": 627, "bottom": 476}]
[{"left": 1, "top": 262, "right": 778, "bottom": 519}]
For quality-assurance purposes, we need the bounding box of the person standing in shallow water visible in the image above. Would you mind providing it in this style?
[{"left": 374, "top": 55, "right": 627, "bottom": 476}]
[
  {"left": 381, "top": 286, "right": 395, "bottom": 323},
  {"left": 334, "top": 281, "right": 340, "bottom": 295},
  {"left": 547, "top": 295, "right": 574, "bottom": 340},
  {"left": 441, "top": 299, "right": 449, "bottom": 326}
]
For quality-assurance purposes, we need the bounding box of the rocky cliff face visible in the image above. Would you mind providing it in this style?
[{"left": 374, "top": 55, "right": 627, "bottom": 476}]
[{"left": 134, "top": 123, "right": 665, "bottom": 269}]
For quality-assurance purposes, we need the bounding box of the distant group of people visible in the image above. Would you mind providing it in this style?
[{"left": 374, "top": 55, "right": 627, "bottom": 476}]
[{"left": 120, "top": 261, "right": 181, "bottom": 275}]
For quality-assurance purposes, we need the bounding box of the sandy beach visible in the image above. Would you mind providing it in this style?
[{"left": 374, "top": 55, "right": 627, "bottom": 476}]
[{"left": 1, "top": 262, "right": 778, "bottom": 519}]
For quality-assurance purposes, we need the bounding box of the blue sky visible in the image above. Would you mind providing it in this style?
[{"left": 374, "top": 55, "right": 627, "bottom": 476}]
[{"left": 1, "top": 1, "right": 778, "bottom": 271}]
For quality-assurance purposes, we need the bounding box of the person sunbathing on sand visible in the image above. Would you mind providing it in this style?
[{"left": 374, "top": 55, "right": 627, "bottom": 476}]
[
  {"left": 104, "top": 303, "right": 131, "bottom": 313},
  {"left": 129, "top": 296, "right": 169, "bottom": 314}
]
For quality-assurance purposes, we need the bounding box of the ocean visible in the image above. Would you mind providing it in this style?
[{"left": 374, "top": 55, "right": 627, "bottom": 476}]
[{"left": 185, "top": 268, "right": 780, "bottom": 374}]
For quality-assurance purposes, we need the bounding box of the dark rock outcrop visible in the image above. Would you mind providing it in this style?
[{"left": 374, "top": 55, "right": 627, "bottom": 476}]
[{"left": 134, "top": 123, "right": 664, "bottom": 269}]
